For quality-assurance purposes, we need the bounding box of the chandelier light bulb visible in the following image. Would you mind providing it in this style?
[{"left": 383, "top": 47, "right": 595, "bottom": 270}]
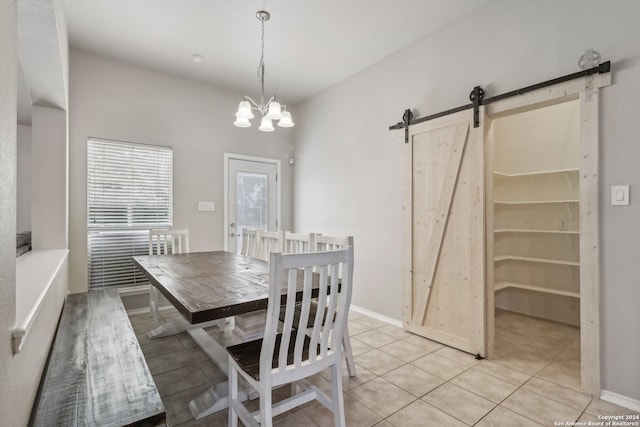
[
  {"left": 235, "top": 100, "right": 254, "bottom": 119},
  {"left": 258, "top": 117, "right": 275, "bottom": 132},
  {"left": 266, "top": 101, "right": 283, "bottom": 120},
  {"left": 233, "top": 116, "right": 251, "bottom": 128},
  {"left": 277, "top": 110, "right": 294, "bottom": 128}
]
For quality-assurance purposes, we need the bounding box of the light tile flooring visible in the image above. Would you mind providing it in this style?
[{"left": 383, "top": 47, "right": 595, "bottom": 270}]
[{"left": 128, "top": 308, "right": 638, "bottom": 427}]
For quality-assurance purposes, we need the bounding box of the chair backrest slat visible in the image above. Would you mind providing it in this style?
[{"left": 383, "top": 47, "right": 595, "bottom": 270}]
[
  {"left": 256, "top": 230, "right": 284, "bottom": 261},
  {"left": 283, "top": 231, "right": 319, "bottom": 254},
  {"left": 262, "top": 248, "right": 354, "bottom": 380},
  {"left": 293, "top": 266, "right": 314, "bottom": 367},
  {"left": 241, "top": 228, "right": 259, "bottom": 257},
  {"left": 149, "top": 228, "right": 190, "bottom": 255},
  {"left": 315, "top": 235, "right": 353, "bottom": 252}
]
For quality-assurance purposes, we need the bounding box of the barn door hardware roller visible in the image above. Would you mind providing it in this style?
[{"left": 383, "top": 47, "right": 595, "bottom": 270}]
[
  {"left": 469, "top": 86, "right": 485, "bottom": 129},
  {"left": 401, "top": 109, "right": 414, "bottom": 145}
]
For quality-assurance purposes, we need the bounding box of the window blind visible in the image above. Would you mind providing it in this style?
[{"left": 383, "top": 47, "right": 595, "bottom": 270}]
[{"left": 87, "top": 138, "right": 173, "bottom": 289}]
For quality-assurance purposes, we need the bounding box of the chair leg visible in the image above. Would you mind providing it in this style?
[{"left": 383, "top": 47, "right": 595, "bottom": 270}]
[
  {"left": 229, "top": 365, "right": 238, "bottom": 427},
  {"left": 331, "top": 363, "right": 347, "bottom": 427},
  {"left": 342, "top": 324, "right": 356, "bottom": 377},
  {"left": 259, "top": 386, "right": 273, "bottom": 427}
]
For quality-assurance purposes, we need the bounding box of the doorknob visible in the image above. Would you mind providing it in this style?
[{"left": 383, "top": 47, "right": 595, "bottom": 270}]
[
  {"left": 230, "top": 222, "right": 236, "bottom": 228},
  {"left": 230, "top": 232, "right": 236, "bottom": 237}
]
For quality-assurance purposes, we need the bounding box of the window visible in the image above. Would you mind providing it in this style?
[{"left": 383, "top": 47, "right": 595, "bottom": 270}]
[{"left": 87, "top": 138, "right": 173, "bottom": 289}]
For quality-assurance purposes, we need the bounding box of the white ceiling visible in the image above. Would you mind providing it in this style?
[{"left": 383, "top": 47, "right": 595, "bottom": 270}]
[{"left": 63, "top": 0, "right": 488, "bottom": 105}]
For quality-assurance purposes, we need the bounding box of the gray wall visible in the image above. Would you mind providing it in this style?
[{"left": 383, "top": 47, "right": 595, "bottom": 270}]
[
  {"left": 69, "top": 49, "right": 296, "bottom": 293},
  {"left": 293, "top": 0, "right": 640, "bottom": 401},
  {"left": 17, "top": 124, "right": 31, "bottom": 233},
  {"left": 0, "top": 0, "right": 19, "bottom": 422},
  {"left": 1, "top": 0, "right": 70, "bottom": 423}
]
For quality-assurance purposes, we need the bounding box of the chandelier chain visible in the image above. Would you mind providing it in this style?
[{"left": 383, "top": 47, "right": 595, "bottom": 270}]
[
  {"left": 259, "top": 18, "right": 264, "bottom": 80},
  {"left": 258, "top": 15, "right": 266, "bottom": 103}
]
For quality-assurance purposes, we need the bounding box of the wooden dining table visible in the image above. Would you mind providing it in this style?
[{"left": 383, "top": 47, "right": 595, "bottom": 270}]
[{"left": 132, "top": 250, "right": 328, "bottom": 420}]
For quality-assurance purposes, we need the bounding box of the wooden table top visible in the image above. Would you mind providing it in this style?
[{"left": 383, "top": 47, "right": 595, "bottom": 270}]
[{"left": 133, "top": 251, "right": 272, "bottom": 324}]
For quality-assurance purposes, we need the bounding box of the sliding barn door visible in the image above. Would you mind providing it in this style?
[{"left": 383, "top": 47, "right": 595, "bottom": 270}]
[{"left": 402, "top": 108, "right": 485, "bottom": 357}]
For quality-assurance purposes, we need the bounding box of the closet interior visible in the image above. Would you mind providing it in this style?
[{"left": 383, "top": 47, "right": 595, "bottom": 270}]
[{"left": 489, "top": 100, "right": 582, "bottom": 389}]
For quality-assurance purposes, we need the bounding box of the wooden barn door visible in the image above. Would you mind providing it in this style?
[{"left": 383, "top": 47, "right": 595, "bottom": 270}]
[{"left": 402, "top": 108, "right": 486, "bottom": 357}]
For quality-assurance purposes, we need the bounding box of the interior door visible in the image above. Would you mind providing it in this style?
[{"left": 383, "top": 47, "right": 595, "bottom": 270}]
[
  {"left": 402, "top": 108, "right": 486, "bottom": 357},
  {"left": 227, "top": 157, "right": 278, "bottom": 254}
]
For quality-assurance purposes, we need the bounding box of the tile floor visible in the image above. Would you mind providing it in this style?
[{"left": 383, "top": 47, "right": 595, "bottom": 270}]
[{"left": 128, "top": 308, "right": 638, "bottom": 427}]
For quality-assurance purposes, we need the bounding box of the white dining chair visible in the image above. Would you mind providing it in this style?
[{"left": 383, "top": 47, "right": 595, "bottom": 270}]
[
  {"left": 234, "top": 229, "right": 284, "bottom": 339},
  {"left": 314, "top": 235, "right": 356, "bottom": 377},
  {"left": 256, "top": 230, "right": 284, "bottom": 261},
  {"left": 228, "top": 248, "right": 354, "bottom": 427},
  {"left": 283, "top": 231, "right": 318, "bottom": 254},
  {"left": 278, "top": 234, "right": 357, "bottom": 377},
  {"left": 148, "top": 228, "right": 190, "bottom": 328},
  {"left": 241, "top": 228, "right": 259, "bottom": 257}
]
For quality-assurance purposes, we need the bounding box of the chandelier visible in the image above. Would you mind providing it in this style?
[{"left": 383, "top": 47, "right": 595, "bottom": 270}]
[{"left": 234, "top": 10, "right": 294, "bottom": 132}]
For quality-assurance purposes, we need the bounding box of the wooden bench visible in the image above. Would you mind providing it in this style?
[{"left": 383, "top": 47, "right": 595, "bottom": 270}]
[{"left": 31, "top": 289, "right": 165, "bottom": 426}]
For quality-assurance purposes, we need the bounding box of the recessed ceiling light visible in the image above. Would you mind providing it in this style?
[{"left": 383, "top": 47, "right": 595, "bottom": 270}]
[{"left": 192, "top": 53, "right": 204, "bottom": 63}]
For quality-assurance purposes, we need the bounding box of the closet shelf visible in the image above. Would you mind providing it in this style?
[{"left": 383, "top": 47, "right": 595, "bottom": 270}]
[
  {"left": 494, "top": 229, "right": 579, "bottom": 235},
  {"left": 494, "top": 199, "right": 579, "bottom": 205},
  {"left": 493, "top": 168, "right": 579, "bottom": 177},
  {"left": 495, "top": 281, "right": 580, "bottom": 298},
  {"left": 494, "top": 255, "right": 579, "bottom": 266}
]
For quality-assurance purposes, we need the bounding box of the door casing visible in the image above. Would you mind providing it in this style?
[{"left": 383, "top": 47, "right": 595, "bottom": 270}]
[{"left": 484, "top": 72, "right": 609, "bottom": 396}]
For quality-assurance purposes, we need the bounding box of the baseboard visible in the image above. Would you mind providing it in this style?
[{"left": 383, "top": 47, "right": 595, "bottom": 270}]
[
  {"left": 351, "top": 304, "right": 402, "bottom": 328},
  {"left": 600, "top": 389, "right": 640, "bottom": 413}
]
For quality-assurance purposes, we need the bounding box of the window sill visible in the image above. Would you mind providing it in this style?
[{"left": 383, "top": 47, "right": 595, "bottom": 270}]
[{"left": 13, "top": 249, "right": 69, "bottom": 355}]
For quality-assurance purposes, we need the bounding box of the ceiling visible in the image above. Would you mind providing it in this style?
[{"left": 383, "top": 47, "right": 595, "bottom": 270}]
[{"left": 63, "top": 0, "right": 488, "bottom": 105}]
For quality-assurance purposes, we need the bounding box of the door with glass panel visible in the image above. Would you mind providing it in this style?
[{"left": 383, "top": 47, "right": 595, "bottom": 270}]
[{"left": 226, "top": 157, "right": 278, "bottom": 254}]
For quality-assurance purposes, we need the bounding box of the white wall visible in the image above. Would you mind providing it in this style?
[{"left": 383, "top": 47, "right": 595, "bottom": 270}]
[
  {"left": 17, "top": 124, "right": 32, "bottom": 232},
  {"left": 69, "top": 49, "right": 296, "bottom": 293},
  {"left": 293, "top": 0, "right": 640, "bottom": 401}
]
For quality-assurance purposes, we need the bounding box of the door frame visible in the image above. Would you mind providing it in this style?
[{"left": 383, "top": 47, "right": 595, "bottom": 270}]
[
  {"left": 223, "top": 153, "right": 282, "bottom": 252},
  {"left": 484, "top": 70, "right": 610, "bottom": 396}
]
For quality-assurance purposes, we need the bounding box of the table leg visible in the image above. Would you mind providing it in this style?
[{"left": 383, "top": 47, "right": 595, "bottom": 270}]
[
  {"left": 185, "top": 327, "right": 258, "bottom": 419},
  {"left": 188, "top": 382, "right": 249, "bottom": 420}
]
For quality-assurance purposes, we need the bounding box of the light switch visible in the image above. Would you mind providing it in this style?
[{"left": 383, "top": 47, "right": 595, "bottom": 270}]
[
  {"left": 198, "top": 201, "right": 216, "bottom": 211},
  {"left": 611, "top": 185, "right": 629, "bottom": 206}
]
